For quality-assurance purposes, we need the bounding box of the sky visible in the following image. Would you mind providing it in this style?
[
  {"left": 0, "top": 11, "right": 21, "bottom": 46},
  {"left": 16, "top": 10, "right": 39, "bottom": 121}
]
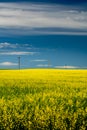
[{"left": 0, "top": 0, "right": 87, "bottom": 69}]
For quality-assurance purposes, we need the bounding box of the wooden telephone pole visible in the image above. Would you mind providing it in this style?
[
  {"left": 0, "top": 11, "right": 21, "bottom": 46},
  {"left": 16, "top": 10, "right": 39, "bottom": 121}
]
[
  {"left": 18, "top": 56, "right": 20, "bottom": 69},
  {"left": 48, "top": 60, "right": 50, "bottom": 68}
]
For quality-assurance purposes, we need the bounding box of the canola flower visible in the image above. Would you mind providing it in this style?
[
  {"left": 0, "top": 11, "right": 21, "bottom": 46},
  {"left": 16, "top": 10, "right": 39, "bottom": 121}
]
[{"left": 0, "top": 69, "right": 87, "bottom": 130}]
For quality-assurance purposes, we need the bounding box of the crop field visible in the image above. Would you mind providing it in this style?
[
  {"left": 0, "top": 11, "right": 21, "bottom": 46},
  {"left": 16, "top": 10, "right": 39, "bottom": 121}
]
[{"left": 0, "top": 69, "right": 87, "bottom": 130}]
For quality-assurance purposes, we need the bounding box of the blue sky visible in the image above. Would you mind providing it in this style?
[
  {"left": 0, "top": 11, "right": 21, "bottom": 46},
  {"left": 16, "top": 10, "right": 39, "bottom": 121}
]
[{"left": 0, "top": 0, "right": 87, "bottom": 69}]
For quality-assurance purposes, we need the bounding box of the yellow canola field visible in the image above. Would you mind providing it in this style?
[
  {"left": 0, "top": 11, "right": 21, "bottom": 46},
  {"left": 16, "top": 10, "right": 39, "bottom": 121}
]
[{"left": 0, "top": 69, "right": 87, "bottom": 130}]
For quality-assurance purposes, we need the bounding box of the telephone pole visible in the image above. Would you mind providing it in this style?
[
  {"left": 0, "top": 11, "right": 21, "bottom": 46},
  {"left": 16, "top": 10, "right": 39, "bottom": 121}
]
[
  {"left": 48, "top": 59, "right": 50, "bottom": 68},
  {"left": 18, "top": 56, "right": 20, "bottom": 69}
]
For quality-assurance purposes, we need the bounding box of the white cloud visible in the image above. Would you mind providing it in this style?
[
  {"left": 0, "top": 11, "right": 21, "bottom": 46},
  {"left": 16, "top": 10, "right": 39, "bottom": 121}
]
[
  {"left": 0, "top": 42, "right": 18, "bottom": 48},
  {"left": 0, "top": 42, "right": 32, "bottom": 49},
  {"left": 0, "top": 51, "right": 36, "bottom": 55},
  {"left": 0, "top": 62, "right": 18, "bottom": 66},
  {"left": 37, "top": 64, "right": 52, "bottom": 67},
  {"left": 55, "top": 66, "right": 79, "bottom": 68},
  {"left": 0, "top": 42, "right": 38, "bottom": 56},
  {"left": 31, "top": 59, "right": 47, "bottom": 62},
  {"left": 0, "top": 3, "right": 87, "bottom": 35}
]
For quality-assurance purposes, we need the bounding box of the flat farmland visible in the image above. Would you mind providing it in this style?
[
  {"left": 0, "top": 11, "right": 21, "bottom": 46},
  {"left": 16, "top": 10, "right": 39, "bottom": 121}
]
[{"left": 0, "top": 69, "right": 87, "bottom": 130}]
